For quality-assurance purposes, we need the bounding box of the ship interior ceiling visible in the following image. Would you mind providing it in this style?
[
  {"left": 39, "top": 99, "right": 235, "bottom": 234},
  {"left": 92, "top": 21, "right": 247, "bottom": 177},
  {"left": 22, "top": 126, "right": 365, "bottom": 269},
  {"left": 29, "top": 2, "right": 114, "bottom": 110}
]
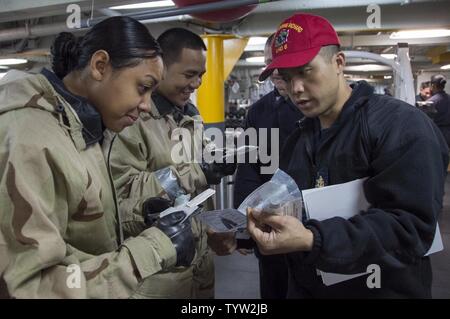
[
  {"left": 1, "top": 0, "right": 450, "bottom": 299},
  {"left": 1, "top": 0, "right": 450, "bottom": 87}
]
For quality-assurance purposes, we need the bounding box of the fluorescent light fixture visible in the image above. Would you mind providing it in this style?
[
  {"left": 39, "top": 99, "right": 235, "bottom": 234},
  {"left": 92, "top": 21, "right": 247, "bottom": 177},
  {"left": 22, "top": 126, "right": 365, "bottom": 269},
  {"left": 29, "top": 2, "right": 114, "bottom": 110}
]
[
  {"left": 0, "top": 58, "right": 27, "bottom": 65},
  {"left": 247, "top": 37, "right": 267, "bottom": 46},
  {"left": 0, "top": 66, "right": 9, "bottom": 69},
  {"left": 246, "top": 56, "right": 265, "bottom": 63},
  {"left": 390, "top": 29, "right": 450, "bottom": 39},
  {"left": 441, "top": 64, "right": 450, "bottom": 70},
  {"left": 384, "top": 75, "right": 392, "bottom": 79},
  {"left": 381, "top": 54, "right": 397, "bottom": 59},
  {"left": 244, "top": 37, "right": 268, "bottom": 52},
  {"left": 110, "top": 1, "right": 174, "bottom": 10},
  {"left": 347, "top": 77, "right": 377, "bottom": 83},
  {"left": 345, "top": 64, "right": 391, "bottom": 72}
]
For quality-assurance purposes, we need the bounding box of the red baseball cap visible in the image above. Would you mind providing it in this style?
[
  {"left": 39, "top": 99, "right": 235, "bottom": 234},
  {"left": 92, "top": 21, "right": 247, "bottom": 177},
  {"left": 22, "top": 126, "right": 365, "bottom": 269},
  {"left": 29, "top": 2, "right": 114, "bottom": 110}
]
[{"left": 259, "top": 13, "right": 340, "bottom": 81}]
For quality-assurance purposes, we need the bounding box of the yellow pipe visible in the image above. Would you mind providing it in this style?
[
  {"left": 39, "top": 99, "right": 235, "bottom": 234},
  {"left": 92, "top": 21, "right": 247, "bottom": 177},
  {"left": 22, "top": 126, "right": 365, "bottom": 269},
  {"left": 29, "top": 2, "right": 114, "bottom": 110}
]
[
  {"left": 198, "top": 35, "right": 249, "bottom": 125},
  {"left": 223, "top": 37, "right": 249, "bottom": 80},
  {"left": 198, "top": 35, "right": 225, "bottom": 125}
]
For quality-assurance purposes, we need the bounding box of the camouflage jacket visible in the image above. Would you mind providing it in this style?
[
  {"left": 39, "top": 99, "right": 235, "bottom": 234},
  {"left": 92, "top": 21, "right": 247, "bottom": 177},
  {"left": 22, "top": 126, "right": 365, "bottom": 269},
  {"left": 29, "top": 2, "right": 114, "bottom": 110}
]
[
  {"left": 107, "top": 93, "right": 216, "bottom": 299},
  {"left": 108, "top": 93, "right": 211, "bottom": 236},
  {"left": 0, "top": 72, "right": 176, "bottom": 298}
]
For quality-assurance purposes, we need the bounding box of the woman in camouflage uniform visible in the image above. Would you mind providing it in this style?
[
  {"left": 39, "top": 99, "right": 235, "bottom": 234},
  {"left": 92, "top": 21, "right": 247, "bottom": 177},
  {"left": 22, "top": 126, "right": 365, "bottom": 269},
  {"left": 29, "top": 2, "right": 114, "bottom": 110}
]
[{"left": 0, "top": 16, "right": 194, "bottom": 298}]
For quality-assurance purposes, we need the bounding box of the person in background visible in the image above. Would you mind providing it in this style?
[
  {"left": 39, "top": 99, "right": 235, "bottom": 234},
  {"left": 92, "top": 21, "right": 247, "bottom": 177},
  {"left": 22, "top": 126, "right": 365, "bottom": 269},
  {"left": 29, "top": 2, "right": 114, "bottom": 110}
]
[
  {"left": 0, "top": 16, "right": 195, "bottom": 298},
  {"left": 233, "top": 34, "right": 303, "bottom": 299},
  {"left": 416, "top": 81, "right": 431, "bottom": 102},
  {"left": 248, "top": 13, "right": 448, "bottom": 298},
  {"left": 429, "top": 74, "right": 450, "bottom": 147}
]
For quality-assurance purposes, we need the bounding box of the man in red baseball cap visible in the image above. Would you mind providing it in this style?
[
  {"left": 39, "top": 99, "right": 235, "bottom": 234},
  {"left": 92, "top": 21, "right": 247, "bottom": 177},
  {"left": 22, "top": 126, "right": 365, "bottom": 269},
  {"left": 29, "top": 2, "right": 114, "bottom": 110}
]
[
  {"left": 259, "top": 13, "right": 347, "bottom": 128},
  {"left": 247, "top": 13, "right": 449, "bottom": 298}
]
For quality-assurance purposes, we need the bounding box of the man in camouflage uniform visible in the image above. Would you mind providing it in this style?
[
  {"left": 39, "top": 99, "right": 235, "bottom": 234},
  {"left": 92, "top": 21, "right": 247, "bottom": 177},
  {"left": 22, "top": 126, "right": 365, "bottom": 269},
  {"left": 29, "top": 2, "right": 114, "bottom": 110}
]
[{"left": 110, "top": 28, "right": 236, "bottom": 299}]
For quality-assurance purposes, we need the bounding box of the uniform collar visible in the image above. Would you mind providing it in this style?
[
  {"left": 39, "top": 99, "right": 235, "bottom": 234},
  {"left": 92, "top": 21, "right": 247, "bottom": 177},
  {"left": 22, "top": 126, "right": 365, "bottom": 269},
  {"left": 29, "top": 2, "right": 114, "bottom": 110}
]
[
  {"left": 41, "top": 68, "right": 104, "bottom": 146},
  {"left": 152, "top": 92, "right": 199, "bottom": 123}
]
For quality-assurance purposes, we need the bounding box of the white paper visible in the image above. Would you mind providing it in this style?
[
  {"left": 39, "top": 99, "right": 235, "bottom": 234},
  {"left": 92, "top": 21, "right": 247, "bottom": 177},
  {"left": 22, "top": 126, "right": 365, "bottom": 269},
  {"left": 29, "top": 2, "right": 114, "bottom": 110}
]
[
  {"left": 160, "top": 188, "right": 215, "bottom": 219},
  {"left": 302, "top": 178, "right": 443, "bottom": 286},
  {"left": 425, "top": 224, "right": 443, "bottom": 256},
  {"left": 319, "top": 271, "right": 369, "bottom": 286},
  {"left": 302, "top": 178, "right": 370, "bottom": 220}
]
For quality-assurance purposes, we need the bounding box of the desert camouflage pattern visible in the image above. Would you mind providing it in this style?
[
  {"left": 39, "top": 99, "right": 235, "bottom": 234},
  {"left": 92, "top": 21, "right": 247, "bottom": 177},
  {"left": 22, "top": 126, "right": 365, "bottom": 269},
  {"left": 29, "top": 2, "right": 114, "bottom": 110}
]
[
  {"left": 0, "top": 73, "right": 177, "bottom": 298},
  {"left": 109, "top": 100, "right": 214, "bottom": 298}
]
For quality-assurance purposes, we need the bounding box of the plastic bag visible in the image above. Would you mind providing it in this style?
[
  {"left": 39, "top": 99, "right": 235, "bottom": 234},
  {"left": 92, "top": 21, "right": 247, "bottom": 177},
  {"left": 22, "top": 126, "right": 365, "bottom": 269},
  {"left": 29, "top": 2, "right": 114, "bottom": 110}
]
[
  {"left": 197, "top": 208, "right": 247, "bottom": 233},
  {"left": 154, "top": 167, "right": 186, "bottom": 200},
  {"left": 197, "top": 169, "right": 302, "bottom": 234},
  {"left": 237, "top": 168, "right": 303, "bottom": 219}
]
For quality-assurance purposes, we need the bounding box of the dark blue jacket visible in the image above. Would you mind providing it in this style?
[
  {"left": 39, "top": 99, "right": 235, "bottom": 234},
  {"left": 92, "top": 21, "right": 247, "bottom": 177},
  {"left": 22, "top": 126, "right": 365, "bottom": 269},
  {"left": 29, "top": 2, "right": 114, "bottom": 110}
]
[
  {"left": 233, "top": 89, "right": 303, "bottom": 207},
  {"left": 281, "top": 81, "right": 448, "bottom": 298},
  {"left": 429, "top": 90, "right": 450, "bottom": 147}
]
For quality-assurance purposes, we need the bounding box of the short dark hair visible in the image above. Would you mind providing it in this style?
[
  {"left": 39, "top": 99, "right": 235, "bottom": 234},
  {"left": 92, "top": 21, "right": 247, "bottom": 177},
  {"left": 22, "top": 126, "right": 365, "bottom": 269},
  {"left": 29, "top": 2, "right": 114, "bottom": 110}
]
[
  {"left": 51, "top": 16, "right": 161, "bottom": 79},
  {"left": 431, "top": 74, "right": 447, "bottom": 90},
  {"left": 157, "top": 28, "right": 206, "bottom": 66},
  {"left": 420, "top": 81, "right": 431, "bottom": 90},
  {"left": 319, "top": 45, "right": 341, "bottom": 63}
]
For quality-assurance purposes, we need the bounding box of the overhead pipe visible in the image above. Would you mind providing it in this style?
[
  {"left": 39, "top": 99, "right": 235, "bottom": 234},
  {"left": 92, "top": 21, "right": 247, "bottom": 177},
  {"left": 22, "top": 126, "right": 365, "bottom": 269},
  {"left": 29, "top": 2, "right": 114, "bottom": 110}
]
[
  {"left": 0, "top": 0, "right": 280, "bottom": 43},
  {"left": 84, "top": 0, "right": 279, "bottom": 27},
  {"left": 0, "top": 22, "right": 75, "bottom": 43},
  {"left": 96, "top": 8, "right": 122, "bottom": 17},
  {"left": 234, "top": 0, "right": 450, "bottom": 36},
  {"left": 252, "top": 0, "right": 438, "bottom": 13}
]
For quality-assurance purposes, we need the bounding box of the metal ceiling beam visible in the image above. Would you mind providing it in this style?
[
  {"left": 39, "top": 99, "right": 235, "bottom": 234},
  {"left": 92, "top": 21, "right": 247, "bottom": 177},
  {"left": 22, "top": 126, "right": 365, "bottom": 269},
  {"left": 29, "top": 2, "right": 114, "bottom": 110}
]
[
  {"left": 0, "top": 0, "right": 156, "bottom": 14},
  {"left": 340, "top": 34, "right": 450, "bottom": 47},
  {"left": 0, "top": 0, "right": 151, "bottom": 24},
  {"left": 0, "top": 0, "right": 87, "bottom": 13},
  {"left": 252, "top": 0, "right": 439, "bottom": 13},
  {"left": 236, "top": 1, "right": 450, "bottom": 36},
  {"left": 83, "top": 0, "right": 278, "bottom": 27},
  {"left": 0, "top": 0, "right": 281, "bottom": 42}
]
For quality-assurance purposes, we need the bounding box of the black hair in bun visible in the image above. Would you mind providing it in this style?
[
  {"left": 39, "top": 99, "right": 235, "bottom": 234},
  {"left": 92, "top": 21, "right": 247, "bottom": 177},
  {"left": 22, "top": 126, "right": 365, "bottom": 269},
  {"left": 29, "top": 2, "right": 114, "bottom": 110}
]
[
  {"left": 431, "top": 74, "right": 447, "bottom": 90},
  {"left": 51, "top": 32, "right": 81, "bottom": 79},
  {"left": 50, "top": 17, "right": 162, "bottom": 80}
]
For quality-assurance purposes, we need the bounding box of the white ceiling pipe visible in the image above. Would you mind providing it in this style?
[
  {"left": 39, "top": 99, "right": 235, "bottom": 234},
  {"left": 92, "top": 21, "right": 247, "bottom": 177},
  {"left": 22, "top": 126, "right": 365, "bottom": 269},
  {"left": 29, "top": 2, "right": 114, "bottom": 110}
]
[
  {"left": 1, "top": 0, "right": 448, "bottom": 42},
  {"left": 253, "top": 0, "right": 439, "bottom": 13},
  {"left": 0, "top": 14, "right": 193, "bottom": 43},
  {"left": 235, "top": 1, "right": 450, "bottom": 36},
  {"left": 0, "top": 0, "right": 277, "bottom": 42},
  {"left": 344, "top": 50, "right": 401, "bottom": 73},
  {"left": 0, "top": 22, "right": 75, "bottom": 43}
]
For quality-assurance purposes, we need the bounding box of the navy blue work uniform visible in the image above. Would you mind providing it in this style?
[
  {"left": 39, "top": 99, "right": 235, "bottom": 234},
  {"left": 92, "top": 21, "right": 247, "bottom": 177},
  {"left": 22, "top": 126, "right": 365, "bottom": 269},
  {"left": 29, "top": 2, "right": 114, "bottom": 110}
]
[
  {"left": 234, "top": 88, "right": 303, "bottom": 299},
  {"left": 429, "top": 90, "right": 450, "bottom": 147},
  {"left": 281, "top": 81, "right": 448, "bottom": 298}
]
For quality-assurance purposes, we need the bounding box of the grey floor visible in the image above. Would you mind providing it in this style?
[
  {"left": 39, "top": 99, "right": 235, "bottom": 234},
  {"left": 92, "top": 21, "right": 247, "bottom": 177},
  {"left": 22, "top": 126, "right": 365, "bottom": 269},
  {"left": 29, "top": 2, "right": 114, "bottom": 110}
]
[
  {"left": 431, "top": 176, "right": 450, "bottom": 298},
  {"left": 214, "top": 252, "right": 260, "bottom": 299},
  {"left": 214, "top": 177, "right": 450, "bottom": 299}
]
